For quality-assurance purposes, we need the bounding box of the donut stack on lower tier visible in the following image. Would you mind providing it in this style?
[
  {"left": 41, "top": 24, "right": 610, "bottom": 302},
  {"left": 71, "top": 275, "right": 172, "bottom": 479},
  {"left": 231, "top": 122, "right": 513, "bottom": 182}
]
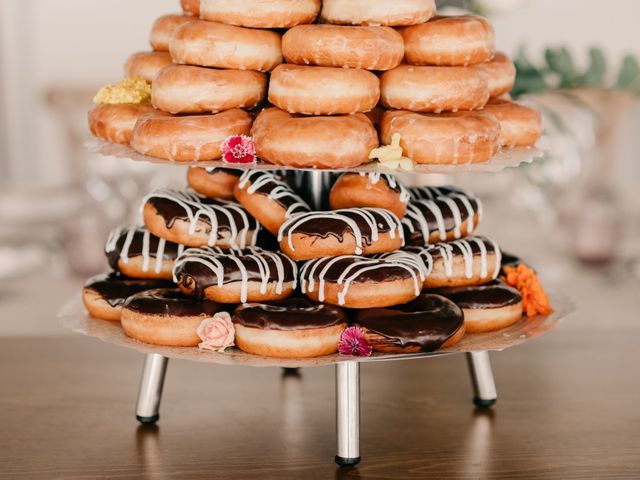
[
  {"left": 82, "top": 169, "right": 552, "bottom": 358},
  {"left": 88, "top": 0, "right": 542, "bottom": 168}
]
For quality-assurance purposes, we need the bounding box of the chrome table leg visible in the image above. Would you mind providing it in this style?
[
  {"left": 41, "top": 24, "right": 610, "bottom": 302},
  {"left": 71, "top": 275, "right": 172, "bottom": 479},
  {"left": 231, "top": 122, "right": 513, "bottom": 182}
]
[
  {"left": 466, "top": 351, "right": 497, "bottom": 408},
  {"left": 135, "top": 354, "right": 168, "bottom": 424},
  {"left": 335, "top": 361, "right": 360, "bottom": 466}
]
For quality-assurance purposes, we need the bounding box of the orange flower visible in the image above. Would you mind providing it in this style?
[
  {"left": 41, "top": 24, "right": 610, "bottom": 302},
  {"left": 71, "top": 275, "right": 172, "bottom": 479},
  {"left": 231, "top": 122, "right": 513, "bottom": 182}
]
[{"left": 501, "top": 264, "right": 553, "bottom": 317}]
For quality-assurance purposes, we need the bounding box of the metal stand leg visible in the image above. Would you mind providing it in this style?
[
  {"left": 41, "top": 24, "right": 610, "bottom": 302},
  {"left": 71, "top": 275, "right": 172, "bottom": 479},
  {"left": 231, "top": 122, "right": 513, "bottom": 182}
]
[
  {"left": 466, "top": 351, "right": 497, "bottom": 408},
  {"left": 335, "top": 361, "right": 360, "bottom": 466},
  {"left": 135, "top": 354, "right": 169, "bottom": 424}
]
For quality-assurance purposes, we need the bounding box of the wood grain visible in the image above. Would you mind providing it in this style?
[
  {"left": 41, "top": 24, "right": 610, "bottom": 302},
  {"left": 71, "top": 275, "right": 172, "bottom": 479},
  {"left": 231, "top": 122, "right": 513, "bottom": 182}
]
[{"left": 0, "top": 330, "right": 639, "bottom": 479}]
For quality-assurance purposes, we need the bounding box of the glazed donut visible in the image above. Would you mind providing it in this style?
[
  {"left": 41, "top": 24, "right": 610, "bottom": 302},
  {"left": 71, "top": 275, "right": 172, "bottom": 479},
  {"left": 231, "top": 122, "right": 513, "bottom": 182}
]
[
  {"left": 181, "top": 0, "right": 200, "bottom": 16},
  {"left": 433, "top": 281, "right": 523, "bottom": 333},
  {"left": 142, "top": 189, "right": 259, "bottom": 248},
  {"left": 268, "top": 64, "right": 380, "bottom": 115},
  {"left": 409, "top": 236, "right": 501, "bottom": 288},
  {"left": 88, "top": 103, "right": 155, "bottom": 145},
  {"left": 380, "top": 65, "right": 490, "bottom": 113},
  {"left": 355, "top": 294, "right": 465, "bottom": 353},
  {"left": 82, "top": 273, "right": 172, "bottom": 321},
  {"left": 282, "top": 25, "right": 404, "bottom": 71},
  {"left": 251, "top": 108, "right": 378, "bottom": 169},
  {"left": 105, "top": 225, "right": 186, "bottom": 280},
  {"left": 187, "top": 167, "right": 241, "bottom": 200},
  {"left": 402, "top": 186, "right": 483, "bottom": 245},
  {"left": 278, "top": 208, "right": 403, "bottom": 260},
  {"left": 121, "top": 288, "right": 222, "bottom": 346},
  {"left": 380, "top": 110, "right": 501, "bottom": 164},
  {"left": 300, "top": 253, "right": 423, "bottom": 308},
  {"left": 124, "top": 51, "right": 173, "bottom": 82},
  {"left": 152, "top": 64, "right": 266, "bottom": 114},
  {"left": 402, "top": 15, "right": 495, "bottom": 66},
  {"left": 149, "top": 14, "right": 193, "bottom": 52},
  {"left": 200, "top": 0, "right": 320, "bottom": 28},
  {"left": 320, "top": 0, "right": 435, "bottom": 26},
  {"left": 329, "top": 173, "right": 410, "bottom": 219},
  {"left": 234, "top": 170, "right": 310, "bottom": 236},
  {"left": 472, "top": 53, "right": 516, "bottom": 98},
  {"left": 232, "top": 297, "right": 347, "bottom": 358},
  {"left": 170, "top": 20, "right": 282, "bottom": 72},
  {"left": 482, "top": 99, "right": 543, "bottom": 147},
  {"left": 174, "top": 247, "right": 297, "bottom": 303},
  {"left": 130, "top": 108, "right": 252, "bottom": 162}
]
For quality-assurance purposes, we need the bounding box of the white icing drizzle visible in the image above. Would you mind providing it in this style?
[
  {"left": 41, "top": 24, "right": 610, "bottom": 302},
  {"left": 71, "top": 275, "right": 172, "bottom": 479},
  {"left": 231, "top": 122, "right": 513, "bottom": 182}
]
[
  {"left": 278, "top": 208, "right": 404, "bottom": 256},
  {"left": 105, "top": 225, "right": 186, "bottom": 274},
  {"left": 141, "top": 189, "right": 258, "bottom": 249},
  {"left": 172, "top": 247, "right": 297, "bottom": 304},
  {"left": 402, "top": 187, "right": 482, "bottom": 245},
  {"left": 356, "top": 172, "right": 410, "bottom": 204},
  {"left": 411, "top": 236, "right": 502, "bottom": 281},
  {"left": 300, "top": 254, "right": 424, "bottom": 306},
  {"left": 237, "top": 170, "right": 310, "bottom": 218}
]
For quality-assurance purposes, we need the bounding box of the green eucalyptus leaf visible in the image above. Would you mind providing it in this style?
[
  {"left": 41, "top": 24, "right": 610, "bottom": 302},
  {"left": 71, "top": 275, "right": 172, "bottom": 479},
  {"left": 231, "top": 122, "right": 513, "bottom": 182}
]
[
  {"left": 580, "top": 48, "right": 606, "bottom": 86},
  {"left": 545, "top": 47, "right": 580, "bottom": 88},
  {"left": 617, "top": 55, "right": 640, "bottom": 89}
]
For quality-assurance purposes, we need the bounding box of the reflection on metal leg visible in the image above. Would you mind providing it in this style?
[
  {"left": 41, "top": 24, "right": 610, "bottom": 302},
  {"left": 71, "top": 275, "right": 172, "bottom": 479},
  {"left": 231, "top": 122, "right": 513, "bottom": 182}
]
[
  {"left": 466, "top": 351, "right": 497, "bottom": 408},
  {"left": 335, "top": 361, "right": 361, "bottom": 466},
  {"left": 135, "top": 354, "right": 168, "bottom": 424}
]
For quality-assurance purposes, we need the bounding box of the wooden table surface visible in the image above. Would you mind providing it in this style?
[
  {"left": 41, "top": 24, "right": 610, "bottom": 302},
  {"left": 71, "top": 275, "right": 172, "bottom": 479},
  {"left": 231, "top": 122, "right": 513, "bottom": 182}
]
[{"left": 1, "top": 328, "right": 639, "bottom": 480}]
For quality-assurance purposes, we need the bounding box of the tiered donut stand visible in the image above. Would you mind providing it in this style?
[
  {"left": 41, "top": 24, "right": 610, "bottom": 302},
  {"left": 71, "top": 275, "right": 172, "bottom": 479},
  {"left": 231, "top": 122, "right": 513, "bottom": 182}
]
[{"left": 64, "top": 0, "right": 574, "bottom": 467}]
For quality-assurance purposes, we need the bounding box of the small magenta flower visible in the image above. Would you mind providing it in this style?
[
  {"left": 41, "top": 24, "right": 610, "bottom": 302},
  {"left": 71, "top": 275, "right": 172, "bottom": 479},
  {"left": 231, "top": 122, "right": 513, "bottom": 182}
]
[
  {"left": 222, "top": 134, "right": 256, "bottom": 164},
  {"left": 338, "top": 326, "right": 372, "bottom": 357}
]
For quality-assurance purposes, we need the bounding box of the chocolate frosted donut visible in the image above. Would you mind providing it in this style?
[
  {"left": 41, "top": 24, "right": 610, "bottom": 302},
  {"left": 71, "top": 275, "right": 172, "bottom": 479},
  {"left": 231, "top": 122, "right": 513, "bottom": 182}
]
[
  {"left": 142, "top": 189, "right": 259, "bottom": 249},
  {"left": 234, "top": 170, "right": 310, "bottom": 235},
  {"left": 105, "top": 225, "right": 186, "bottom": 280},
  {"left": 82, "top": 273, "right": 173, "bottom": 321},
  {"left": 355, "top": 294, "right": 465, "bottom": 353},
  {"left": 409, "top": 236, "right": 502, "bottom": 288},
  {"left": 403, "top": 186, "right": 482, "bottom": 245},
  {"left": 300, "top": 253, "right": 423, "bottom": 308},
  {"left": 174, "top": 247, "right": 297, "bottom": 303},
  {"left": 187, "top": 167, "right": 242, "bottom": 200},
  {"left": 278, "top": 208, "right": 404, "bottom": 260},
  {"left": 121, "top": 288, "right": 223, "bottom": 347},
  {"left": 329, "top": 172, "right": 411, "bottom": 219},
  {"left": 433, "top": 281, "right": 523, "bottom": 333},
  {"left": 232, "top": 297, "right": 348, "bottom": 358}
]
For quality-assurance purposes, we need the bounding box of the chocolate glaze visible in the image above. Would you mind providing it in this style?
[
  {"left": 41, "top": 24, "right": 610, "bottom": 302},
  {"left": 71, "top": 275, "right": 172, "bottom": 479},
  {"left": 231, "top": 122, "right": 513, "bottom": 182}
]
[
  {"left": 280, "top": 209, "right": 401, "bottom": 246},
  {"left": 204, "top": 167, "right": 242, "bottom": 177},
  {"left": 500, "top": 252, "right": 534, "bottom": 273},
  {"left": 237, "top": 170, "right": 310, "bottom": 216},
  {"left": 355, "top": 294, "right": 464, "bottom": 352},
  {"left": 233, "top": 297, "right": 347, "bottom": 330},
  {"left": 145, "top": 189, "right": 258, "bottom": 233},
  {"left": 105, "top": 226, "right": 183, "bottom": 271},
  {"left": 124, "top": 288, "right": 222, "bottom": 317},
  {"left": 407, "top": 236, "right": 497, "bottom": 260},
  {"left": 404, "top": 196, "right": 481, "bottom": 243},
  {"left": 433, "top": 281, "right": 522, "bottom": 309},
  {"left": 409, "top": 185, "right": 468, "bottom": 201},
  {"left": 301, "top": 256, "right": 414, "bottom": 284},
  {"left": 84, "top": 273, "right": 173, "bottom": 307},
  {"left": 174, "top": 248, "right": 297, "bottom": 301}
]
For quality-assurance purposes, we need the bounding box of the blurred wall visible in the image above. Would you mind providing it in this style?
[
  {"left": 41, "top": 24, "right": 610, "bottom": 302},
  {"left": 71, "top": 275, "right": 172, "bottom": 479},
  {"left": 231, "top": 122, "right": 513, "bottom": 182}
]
[{"left": 0, "top": 0, "right": 638, "bottom": 189}]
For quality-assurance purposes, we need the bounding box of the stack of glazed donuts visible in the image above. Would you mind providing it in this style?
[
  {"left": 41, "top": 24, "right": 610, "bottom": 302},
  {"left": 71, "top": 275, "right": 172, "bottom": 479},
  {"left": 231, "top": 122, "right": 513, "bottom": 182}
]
[
  {"left": 88, "top": 0, "right": 542, "bottom": 167},
  {"left": 82, "top": 168, "right": 545, "bottom": 359}
]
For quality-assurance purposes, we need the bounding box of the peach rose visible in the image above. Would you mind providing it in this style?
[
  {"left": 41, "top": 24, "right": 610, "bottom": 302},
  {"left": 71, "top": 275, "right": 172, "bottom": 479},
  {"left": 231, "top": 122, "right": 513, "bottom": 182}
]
[{"left": 196, "top": 312, "right": 235, "bottom": 352}]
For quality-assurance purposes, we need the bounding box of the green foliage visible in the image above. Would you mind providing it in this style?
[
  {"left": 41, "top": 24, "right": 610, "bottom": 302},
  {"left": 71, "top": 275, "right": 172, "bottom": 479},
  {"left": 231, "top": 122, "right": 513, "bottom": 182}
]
[{"left": 512, "top": 47, "right": 640, "bottom": 97}]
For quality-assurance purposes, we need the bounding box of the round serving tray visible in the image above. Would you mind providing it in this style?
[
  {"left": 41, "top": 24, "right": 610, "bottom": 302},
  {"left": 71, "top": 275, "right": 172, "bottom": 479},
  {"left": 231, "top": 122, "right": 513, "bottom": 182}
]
[
  {"left": 58, "top": 290, "right": 573, "bottom": 368},
  {"left": 86, "top": 139, "right": 543, "bottom": 174}
]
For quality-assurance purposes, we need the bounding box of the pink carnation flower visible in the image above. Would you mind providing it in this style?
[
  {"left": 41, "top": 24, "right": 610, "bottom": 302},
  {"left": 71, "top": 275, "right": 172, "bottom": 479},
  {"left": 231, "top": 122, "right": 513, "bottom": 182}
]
[
  {"left": 338, "top": 326, "right": 372, "bottom": 357},
  {"left": 221, "top": 134, "right": 256, "bottom": 164},
  {"left": 196, "top": 312, "right": 235, "bottom": 352}
]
